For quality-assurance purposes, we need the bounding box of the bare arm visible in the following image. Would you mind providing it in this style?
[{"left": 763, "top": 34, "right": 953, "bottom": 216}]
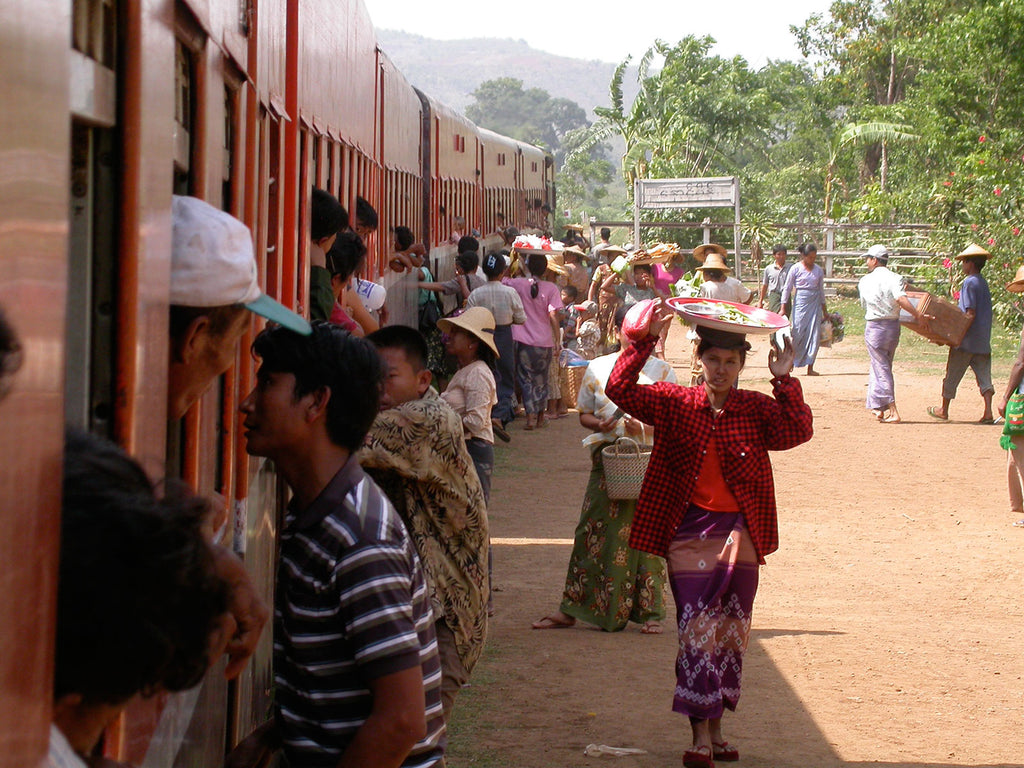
[{"left": 337, "top": 666, "right": 428, "bottom": 768}]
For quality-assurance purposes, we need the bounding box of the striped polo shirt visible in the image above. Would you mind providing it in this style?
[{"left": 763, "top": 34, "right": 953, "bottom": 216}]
[{"left": 274, "top": 456, "right": 445, "bottom": 768}]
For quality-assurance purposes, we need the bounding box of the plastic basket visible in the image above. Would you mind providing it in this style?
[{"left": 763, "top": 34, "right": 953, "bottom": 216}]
[{"left": 601, "top": 436, "right": 651, "bottom": 500}]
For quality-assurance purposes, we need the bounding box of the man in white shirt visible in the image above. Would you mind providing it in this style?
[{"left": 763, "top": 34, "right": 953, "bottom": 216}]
[{"left": 857, "top": 244, "right": 929, "bottom": 423}]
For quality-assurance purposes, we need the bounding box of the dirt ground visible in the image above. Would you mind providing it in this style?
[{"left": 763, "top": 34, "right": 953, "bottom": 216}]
[{"left": 448, "top": 326, "right": 1024, "bottom": 768}]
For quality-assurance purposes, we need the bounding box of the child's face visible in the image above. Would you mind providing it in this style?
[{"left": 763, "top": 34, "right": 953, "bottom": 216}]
[
  {"left": 377, "top": 348, "right": 431, "bottom": 410},
  {"left": 561, "top": 291, "right": 574, "bottom": 306}
]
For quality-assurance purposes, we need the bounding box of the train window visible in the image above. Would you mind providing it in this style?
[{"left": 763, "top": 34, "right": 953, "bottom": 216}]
[
  {"left": 532, "top": 161, "right": 538, "bottom": 172},
  {"left": 223, "top": 86, "right": 237, "bottom": 210},
  {"left": 72, "top": 0, "right": 116, "bottom": 68},
  {"left": 173, "top": 39, "right": 194, "bottom": 191},
  {"left": 66, "top": 123, "right": 118, "bottom": 437}
]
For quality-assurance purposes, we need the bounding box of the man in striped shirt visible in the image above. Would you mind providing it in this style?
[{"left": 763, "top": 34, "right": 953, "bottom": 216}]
[{"left": 235, "top": 322, "right": 445, "bottom": 768}]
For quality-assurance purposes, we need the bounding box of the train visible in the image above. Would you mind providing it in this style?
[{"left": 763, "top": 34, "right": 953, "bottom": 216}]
[{"left": 0, "top": 0, "right": 555, "bottom": 764}]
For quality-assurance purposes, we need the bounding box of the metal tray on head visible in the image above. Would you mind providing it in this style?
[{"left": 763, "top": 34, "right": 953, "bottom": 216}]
[{"left": 666, "top": 297, "right": 789, "bottom": 334}]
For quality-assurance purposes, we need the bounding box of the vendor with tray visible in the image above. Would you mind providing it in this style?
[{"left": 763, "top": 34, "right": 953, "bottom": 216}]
[{"left": 606, "top": 299, "right": 813, "bottom": 768}]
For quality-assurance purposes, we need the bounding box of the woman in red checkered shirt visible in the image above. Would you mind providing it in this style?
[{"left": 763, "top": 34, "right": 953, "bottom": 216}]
[{"left": 606, "top": 303, "right": 813, "bottom": 768}]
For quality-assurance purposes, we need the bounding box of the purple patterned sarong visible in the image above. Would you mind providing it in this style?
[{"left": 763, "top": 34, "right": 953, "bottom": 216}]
[
  {"left": 667, "top": 507, "right": 759, "bottom": 720},
  {"left": 514, "top": 342, "right": 553, "bottom": 415},
  {"left": 864, "top": 319, "right": 901, "bottom": 410}
]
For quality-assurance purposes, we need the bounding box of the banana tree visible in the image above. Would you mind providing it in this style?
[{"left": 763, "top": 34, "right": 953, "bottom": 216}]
[{"left": 824, "top": 120, "right": 918, "bottom": 219}]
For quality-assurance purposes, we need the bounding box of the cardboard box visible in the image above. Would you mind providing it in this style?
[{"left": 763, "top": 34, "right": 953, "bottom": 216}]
[{"left": 899, "top": 290, "right": 970, "bottom": 346}]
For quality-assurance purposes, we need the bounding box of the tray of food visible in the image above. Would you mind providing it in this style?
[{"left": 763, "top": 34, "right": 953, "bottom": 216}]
[{"left": 666, "top": 297, "right": 789, "bottom": 334}]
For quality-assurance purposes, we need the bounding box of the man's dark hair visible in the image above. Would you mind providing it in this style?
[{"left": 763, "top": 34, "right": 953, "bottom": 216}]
[
  {"left": 455, "top": 252, "right": 479, "bottom": 274},
  {"left": 311, "top": 188, "right": 347, "bottom": 241},
  {"left": 772, "top": 244, "right": 787, "bottom": 255},
  {"left": 57, "top": 429, "right": 228, "bottom": 705},
  {"left": 395, "top": 226, "right": 415, "bottom": 251},
  {"left": 600, "top": 227, "right": 611, "bottom": 240},
  {"left": 355, "top": 196, "right": 378, "bottom": 231},
  {"left": 457, "top": 235, "right": 479, "bottom": 254},
  {"left": 326, "top": 231, "right": 368, "bottom": 281},
  {"left": 0, "top": 306, "right": 23, "bottom": 401},
  {"left": 798, "top": 242, "right": 818, "bottom": 256},
  {"left": 251, "top": 322, "right": 382, "bottom": 451},
  {"left": 965, "top": 256, "right": 986, "bottom": 272},
  {"left": 367, "top": 325, "right": 428, "bottom": 372},
  {"left": 562, "top": 285, "right": 579, "bottom": 301}
]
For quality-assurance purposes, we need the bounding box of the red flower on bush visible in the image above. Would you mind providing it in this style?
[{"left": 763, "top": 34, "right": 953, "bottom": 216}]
[
  {"left": 1014, "top": 227, "right": 1021, "bottom": 237},
  {"left": 979, "top": 135, "right": 986, "bottom": 143},
  {"left": 988, "top": 237, "right": 996, "bottom": 245},
  {"left": 971, "top": 223, "right": 978, "bottom": 230},
  {"left": 995, "top": 187, "right": 1002, "bottom": 195},
  {"left": 943, "top": 258, "right": 953, "bottom": 269},
  {"left": 943, "top": 181, "right": 952, "bottom": 187},
  {"left": 953, "top": 290, "right": 961, "bottom": 300}
]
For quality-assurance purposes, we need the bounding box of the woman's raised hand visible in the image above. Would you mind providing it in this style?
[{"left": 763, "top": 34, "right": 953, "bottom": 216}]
[
  {"left": 647, "top": 299, "right": 676, "bottom": 338},
  {"left": 767, "top": 334, "right": 795, "bottom": 378}
]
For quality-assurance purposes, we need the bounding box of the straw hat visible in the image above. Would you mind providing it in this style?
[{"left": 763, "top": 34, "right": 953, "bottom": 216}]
[
  {"left": 564, "top": 224, "right": 584, "bottom": 232},
  {"left": 956, "top": 242, "right": 993, "bottom": 260},
  {"left": 1007, "top": 265, "right": 1024, "bottom": 293},
  {"left": 694, "top": 252, "right": 733, "bottom": 273},
  {"left": 693, "top": 243, "right": 728, "bottom": 263},
  {"left": 545, "top": 252, "right": 569, "bottom": 276},
  {"left": 437, "top": 307, "right": 499, "bottom": 355},
  {"left": 601, "top": 245, "right": 627, "bottom": 258},
  {"left": 562, "top": 245, "right": 587, "bottom": 261}
]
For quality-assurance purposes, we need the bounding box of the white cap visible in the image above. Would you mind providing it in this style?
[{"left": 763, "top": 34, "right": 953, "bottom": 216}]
[
  {"left": 171, "top": 196, "right": 311, "bottom": 335},
  {"left": 864, "top": 244, "right": 889, "bottom": 259},
  {"left": 353, "top": 278, "right": 387, "bottom": 312}
]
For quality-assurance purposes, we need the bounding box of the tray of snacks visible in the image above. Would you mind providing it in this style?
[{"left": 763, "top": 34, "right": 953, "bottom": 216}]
[
  {"left": 511, "top": 235, "right": 564, "bottom": 256},
  {"left": 666, "top": 297, "right": 789, "bottom": 335}
]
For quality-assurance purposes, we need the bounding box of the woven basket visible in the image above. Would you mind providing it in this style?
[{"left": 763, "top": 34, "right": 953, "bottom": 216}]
[
  {"left": 602, "top": 436, "right": 652, "bottom": 500},
  {"left": 562, "top": 365, "right": 586, "bottom": 408}
]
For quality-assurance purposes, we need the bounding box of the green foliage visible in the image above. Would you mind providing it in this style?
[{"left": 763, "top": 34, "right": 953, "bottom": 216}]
[{"left": 465, "top": 77, "right": 589, "bottom": 160}]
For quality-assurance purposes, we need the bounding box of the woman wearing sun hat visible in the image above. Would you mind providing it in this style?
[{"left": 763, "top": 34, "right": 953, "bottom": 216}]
[
  {"left": 605, "top": 302, "right": 813, "bottom": 768},
  {"left": 439, "top": 307, "right": 500, "bottom": 499}
]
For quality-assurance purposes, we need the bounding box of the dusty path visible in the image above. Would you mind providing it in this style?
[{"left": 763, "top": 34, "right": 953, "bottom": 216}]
[{"left": 448, "top": 329, "right": 1024, "bottom": 768}]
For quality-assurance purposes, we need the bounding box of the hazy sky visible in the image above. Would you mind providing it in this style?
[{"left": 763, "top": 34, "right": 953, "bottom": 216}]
[{"left": 365, "top": 0, "right": 834, "bottom": 67}]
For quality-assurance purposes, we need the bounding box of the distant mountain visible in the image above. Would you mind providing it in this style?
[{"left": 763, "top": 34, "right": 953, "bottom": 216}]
[{"left": 376, "top": 30, "right": 639, "bottom": 120}]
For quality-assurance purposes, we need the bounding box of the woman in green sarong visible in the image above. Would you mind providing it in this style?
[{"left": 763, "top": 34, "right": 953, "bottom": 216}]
[{"left": 531, "top": 306, "right": 675, "bottom": 632}]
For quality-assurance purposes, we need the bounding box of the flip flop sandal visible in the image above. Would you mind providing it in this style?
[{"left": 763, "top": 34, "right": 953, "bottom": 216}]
[
  {"left": 682, "top": 745, "right": 714, "bottom": 768},
  {"left": 926, "top": 406, "right": 948, "bottom": 421},
  {"left": 712, "top": 742, "right": 739, "bottom": 762}
]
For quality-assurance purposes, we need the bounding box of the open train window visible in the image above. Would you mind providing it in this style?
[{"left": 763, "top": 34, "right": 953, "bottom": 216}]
[
  {"left": 173, "top": 39, "right": 195, "bottom": 193},
  {"left": 66, "top": 0, "right": 118, "bottom": 436}
]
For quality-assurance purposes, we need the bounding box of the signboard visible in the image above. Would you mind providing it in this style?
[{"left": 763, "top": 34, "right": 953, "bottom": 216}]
[
  {"left": 635, "top": 177, "right": 738, "bottom": 210},
  {"left": 633, "top": 175, "right": 743, "bottom": 277}
]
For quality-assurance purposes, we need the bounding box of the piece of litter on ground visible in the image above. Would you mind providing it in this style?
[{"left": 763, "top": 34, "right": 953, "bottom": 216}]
[
  {"left": 583, "top": 744, "right": 649, "bottom": 757},
  {"left": 901, "top": 513, "right": 916, "bottom": 522}
]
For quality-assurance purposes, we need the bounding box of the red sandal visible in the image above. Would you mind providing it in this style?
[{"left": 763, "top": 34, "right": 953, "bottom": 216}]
[
  {"left": 712, "top": 741, "right": 739, "bottom": 762},
  {"left": 683, "top": 745, "right": 714, "bottom": 768}
]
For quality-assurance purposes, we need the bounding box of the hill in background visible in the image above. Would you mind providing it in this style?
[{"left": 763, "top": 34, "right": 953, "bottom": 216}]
[{"left": 376, "top": 29, "right": 639, "bottom": 119}]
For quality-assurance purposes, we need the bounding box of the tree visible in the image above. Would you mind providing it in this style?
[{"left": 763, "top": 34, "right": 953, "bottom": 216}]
[{"left": 465, "top": 78, "right": 589, "bottom": 159}]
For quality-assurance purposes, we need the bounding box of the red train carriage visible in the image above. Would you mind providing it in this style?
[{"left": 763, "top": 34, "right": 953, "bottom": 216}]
[{"left": 0, "top": 0, "right": 553, "bottom": 764}]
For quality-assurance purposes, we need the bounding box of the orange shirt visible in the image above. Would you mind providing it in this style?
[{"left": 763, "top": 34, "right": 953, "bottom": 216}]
[{"left": 690, "top": 432, "right": 741, "bottom": 512}]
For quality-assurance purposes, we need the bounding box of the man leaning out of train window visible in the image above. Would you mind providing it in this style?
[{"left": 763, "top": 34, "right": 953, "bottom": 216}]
[
  {"left": 49, "top": 429, "right": 236, "bottom": 768},
  {"left": 309, "top": 188, "right": 349, "bottom": 322},
  {"left": 168, "top": 195, "right": 315, "bottom": 679}
]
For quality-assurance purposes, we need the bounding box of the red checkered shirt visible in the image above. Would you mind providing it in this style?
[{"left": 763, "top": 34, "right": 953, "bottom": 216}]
[{"left": 606, "top": 335, "right": 813, "bottom": 563}]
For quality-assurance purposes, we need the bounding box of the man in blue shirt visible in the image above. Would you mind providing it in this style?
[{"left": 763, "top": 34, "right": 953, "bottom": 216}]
[{"left": 927, "top": 243, "right": 995, "bottom": 423}]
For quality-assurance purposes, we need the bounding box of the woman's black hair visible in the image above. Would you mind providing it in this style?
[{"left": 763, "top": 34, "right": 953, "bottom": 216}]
[
  {"left": 798, "top": 242, "right": 818, "bottom": 256},
  {"left": 633, "top": 263, "right": 653, "bottom": 275},
  {"left": 57, "top": 429, "right": 229, "bottom": 704},
  {"left": 326, "top": 231, "right": 368, "bottom": 281},
  {"left": 311, "top": 187, "right": 347, "bottom": 241},
  {"left": 450, "top": 326, "right": 497, "bottom": 372},
  {"left": 482, "top": 252, "right": 507, "bottom": 279},
  {"left": 455, "top": 252, "right": 479, "bottom": 274},
  {"left": 697, "top": 339, "right": 749, "bottom": 366},
  {"left": 702, "top": 269, "right": 724, "bottom": 281},
  {"left": 613, "top": 304, "right": 630, "bottom": 329},
  {"left": 251, "top": 322, "right": 382, "bottom": 451}
]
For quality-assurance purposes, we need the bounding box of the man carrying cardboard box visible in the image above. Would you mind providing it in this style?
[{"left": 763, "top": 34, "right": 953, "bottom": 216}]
[
  {"left": 858, "top": 244, "right": 930, "bottom": 424},
  {"left": 926, "top": 243, "right": 995, "bottom": 423}
]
